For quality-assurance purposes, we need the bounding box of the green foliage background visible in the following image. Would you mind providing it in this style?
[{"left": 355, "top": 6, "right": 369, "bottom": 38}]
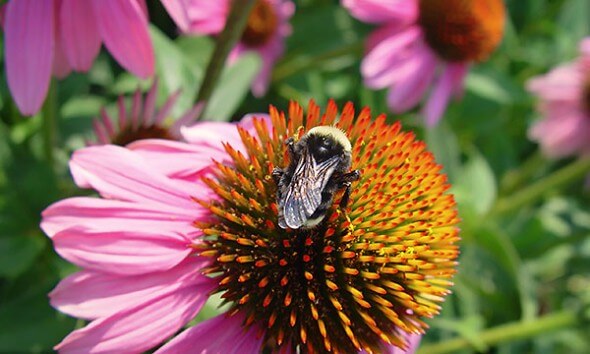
[{"left": 0, "top": 0, "right": 589, "bottom": 353}]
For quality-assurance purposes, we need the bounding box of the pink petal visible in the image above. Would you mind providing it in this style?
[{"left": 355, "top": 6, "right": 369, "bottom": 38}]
[
  {"left": 92, "top": 0, "right": 154, "bottom": 78},
  {"left": 52, "top": 226, "right": 192, "bottom": 275},
  {"left": 361, "top": 26, "right": 422, "bottom": 88},
  {"left": 55, "top": 280, "right": 213, "bottom": 354},
  {"left": 52, "top": 15, "right": 73, "bottom": 78},
  {"left": 41, "top": 196, "right": 203, "bottom": 238},
  {"left": 4, "top": 0, "right": 54, "bottom": 116},
  {"left": 50, "top": 257, "right": 210, "bottom": 319},
  {"left": 526, "top": 63, "right": 582, "bottom": 102},
  {"left": 60, "top": 0, "right": 101, "bottom": 72},
  {"left": 529, "top": 110, "right": 589, "bottom": 158},
  {"left": 248, "top": 37, "right": 283, "bottom": 97},
  {"left": 183, "top": 0, "right": 229, "bottom": 35},
  {"left": 342, "top": 0, "right": 418, "bottom": 24},
  {"left": 160, "top": 0, "right": 190, "bottom": 32},
  {"left": 386, "top": 45, "right": 438, "bottom": 112},
  {"left": 155, "top": 312, "right": 264, "bottom": 354},
  {"left": 68, "top": 145, "right": 202, "bottom": 209},
  {"left": 388, "top": 333, "right": 421, "bottom": 353},
  {"left": 422, "top": 63, "right": 467, "bottom": 127},
  {"left": 127, "top": 139, "right": 225, "bottom": 180},
  {"left": 180, "top": 113, "right": 271, "bottom": 151}
]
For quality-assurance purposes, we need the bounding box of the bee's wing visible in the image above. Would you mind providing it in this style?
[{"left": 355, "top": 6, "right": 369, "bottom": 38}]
[{"left": 281, "top": 151, "right": 339, "bottom": 229}]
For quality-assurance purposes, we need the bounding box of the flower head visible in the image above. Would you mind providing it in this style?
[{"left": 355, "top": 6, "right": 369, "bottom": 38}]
[
  {"left": 527, "top": 38, "right": 590, "bottom": 158},
  {"left": 343, "top": 0, "right": 506, "bottom": 126},
  {"left": 42, "top": 100, "right": 459, "bottom": 353},
  {"left": 180, "top": 0, "right": 295, "bottom": 97},
  {"left": 90, "top": 80, "right": 202, "bottom": 146},
  {"left": 2, "top": 0, "right": 189, "bottom": 116}
]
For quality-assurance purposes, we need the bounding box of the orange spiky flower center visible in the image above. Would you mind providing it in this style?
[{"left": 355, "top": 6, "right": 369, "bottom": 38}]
[
  {"left": 197, "top": 101, "right": 460, "bottom": 353},
  {"left": 241, "top": 0, "right": 279, "bottom": 47},
  {"left": 112, "top": 124, "right": 174, "bottom": 146},
  {"left": 418, "top": 0, "right": 505, "bottom": 62}
]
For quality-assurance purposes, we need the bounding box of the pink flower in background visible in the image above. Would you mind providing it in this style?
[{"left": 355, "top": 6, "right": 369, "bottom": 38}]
[
  {"left": 526, "top": 38, "right": 590, "bottom": 158},
  {"left": 90, "top": 79, "right": 202, "bottom": 146},
  {"left": 2, "top": 0, "right": 188, "bottom": 116},
  {"left": 342, "top": 0, "right": 506, "bottom": 126},
  {"left": 180, "top": 0, "right": 295, "bottom": 97}
]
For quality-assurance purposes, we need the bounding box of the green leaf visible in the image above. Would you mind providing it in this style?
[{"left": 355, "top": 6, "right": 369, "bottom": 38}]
[
  {"left": 424, "top": 122, "right": 461, "bottom": 183},
  {"left": 453, "top": 149, "right": 497, "bottom": 216},
  {"left": 465, "top": 71, "right": 513, "bottom": 104},
  {"left": 150, "top": 25, "right": 201, "bottom": 117},
  {"left": 0, "top": 236, "right": 46, "bottom": 278},
  {"left": 0, "top": 277, "right": 76, "bottom": 352},
  {"left": 203, "top": 53, "right": 261, "bottom": 122}
]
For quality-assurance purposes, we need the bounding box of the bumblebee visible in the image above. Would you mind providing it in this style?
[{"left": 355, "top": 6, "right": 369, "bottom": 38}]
[{"left": 272, "top": 126, "right": 360, "bottom": 229}]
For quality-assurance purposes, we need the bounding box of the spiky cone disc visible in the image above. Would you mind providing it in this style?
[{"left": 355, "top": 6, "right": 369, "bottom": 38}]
[{"left": 198, "top": 100, "right": 460, "bottom": 353}]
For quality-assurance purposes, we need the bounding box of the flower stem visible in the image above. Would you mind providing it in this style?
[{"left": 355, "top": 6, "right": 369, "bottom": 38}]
[
  {"left": 489, "top": 157, "right": 590, "bottom": 216},
  {"left": 195, "top": 0, "right": 257, "bottom": 120},
  {"left": 418, "top": 310, "right": 580, "bottom": 354},
  {"left": 42, "top": 79, "right": 58, "bottom": 170}
]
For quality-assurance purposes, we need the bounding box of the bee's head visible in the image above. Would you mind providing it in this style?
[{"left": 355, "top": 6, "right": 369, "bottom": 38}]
[{"left": 303, "top": 126, "right": 352, "bottom": 161}]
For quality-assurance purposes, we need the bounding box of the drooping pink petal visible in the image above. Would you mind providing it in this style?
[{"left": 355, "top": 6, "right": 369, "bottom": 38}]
[
  {"left": 142, "top": 78, "right": 159, "bottom": 126},
  {"left": 92, "top": 0, "right": 154, "bottom": 78},
  {"left": 160, "top": 0, "right": 191, "bottom": 32},
  {"left": 386, "top": 44, "right": 437, "bottom": 112},
  {"left": 526, "top": 64, "right": 582, "bottom": 102},
  {"left": 423, "top": 63, "right": 468, "bottom": 127},
  {"left": 4, "top": 0, "right": 54, "bottom": 116},
  {"left": 183, "top": 0, "right": 229, "bottom": 35},
  {"left": 528, "top": 110, "right": 589, "bottom": 158},
  {"left": 52, "top": 226, "right": 193, "bottom": 275},
  {"left": 68, "top": 145, "right": 203, "bottom": 209},
  {"left": 59, "top": 0, "right": 101, "bottom": 72},
  {"left": 155, "top": 312, "right": 264, "bottom": 354},
  {"left": 342, "top": 0, "right": 418, "bottom": 25},
  {"left": 361, "top": 26, "right": 422, "bottom": 89},
  {"left": 55, "top": 280, "right": 214, "bottom": 354},
  {"left": 52, "top": 20, "right": 73, "bottom": 78},
  {"left": 41, "top": 197, "right": 203, "bottom": 238},
  {"left": 50, "top": 257, "right": 210, "bottom": 320},
  {"left": 248, "top": 38, "right": 283, "bottom": 97}
]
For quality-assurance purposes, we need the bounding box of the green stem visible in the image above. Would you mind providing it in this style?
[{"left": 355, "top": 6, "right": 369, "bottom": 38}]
[
  {"left": 489, "top": 157, "right": 590, "bottom": 216},
  {"left": 195, "top": 0, "right": 257, "bottom": 120},
  {"left": 418, "top": 310, "right": 579, "bottom": 354},
  {"left": 42, "top": 80, "right": 58, "bottom": 170},
  {"left": 272, "top": 40, "right": 364, "bottom": 83}
]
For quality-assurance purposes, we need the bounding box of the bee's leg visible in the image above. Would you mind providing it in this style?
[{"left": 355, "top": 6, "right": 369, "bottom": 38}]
[
  {"left": 337, "top": 170, "right": 361, "bottom": 208},
  {"left": 271, "top": 167, "right": 283, "bottom": 185},
  {"left": 285, "top": 137, "right": 297, "bottom": 158}
]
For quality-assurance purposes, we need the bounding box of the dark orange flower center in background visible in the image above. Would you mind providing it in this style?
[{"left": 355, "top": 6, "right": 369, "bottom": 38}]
[
  {"left": 418, "top": 0, "right": 506, "bottom": 62},
  {"left": 197, "top": 101, "right": 460, "bottom": 353},
  {"left": 113, "top": 125, "right": 173, "bottom": 146},
  {"left": 241, "top": 0, "right": 278, "bottom": 47}
]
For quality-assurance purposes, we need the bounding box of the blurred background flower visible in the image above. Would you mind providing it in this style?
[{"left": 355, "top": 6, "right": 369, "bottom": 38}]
[
  {"left": 90, "top": 79, "right": 202, "bottom": 146},
  {"left": 2, "top": 0, "right": 190, "bottom": 116},
  {"left": 527, "top": 37, "right": 590, "bottom": 158},
  {"left": 342, "top": 0, "right": 505, "bottom": 126},
  {"left": 178, "top": 0, "right": 295, "bottom": 97}
]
